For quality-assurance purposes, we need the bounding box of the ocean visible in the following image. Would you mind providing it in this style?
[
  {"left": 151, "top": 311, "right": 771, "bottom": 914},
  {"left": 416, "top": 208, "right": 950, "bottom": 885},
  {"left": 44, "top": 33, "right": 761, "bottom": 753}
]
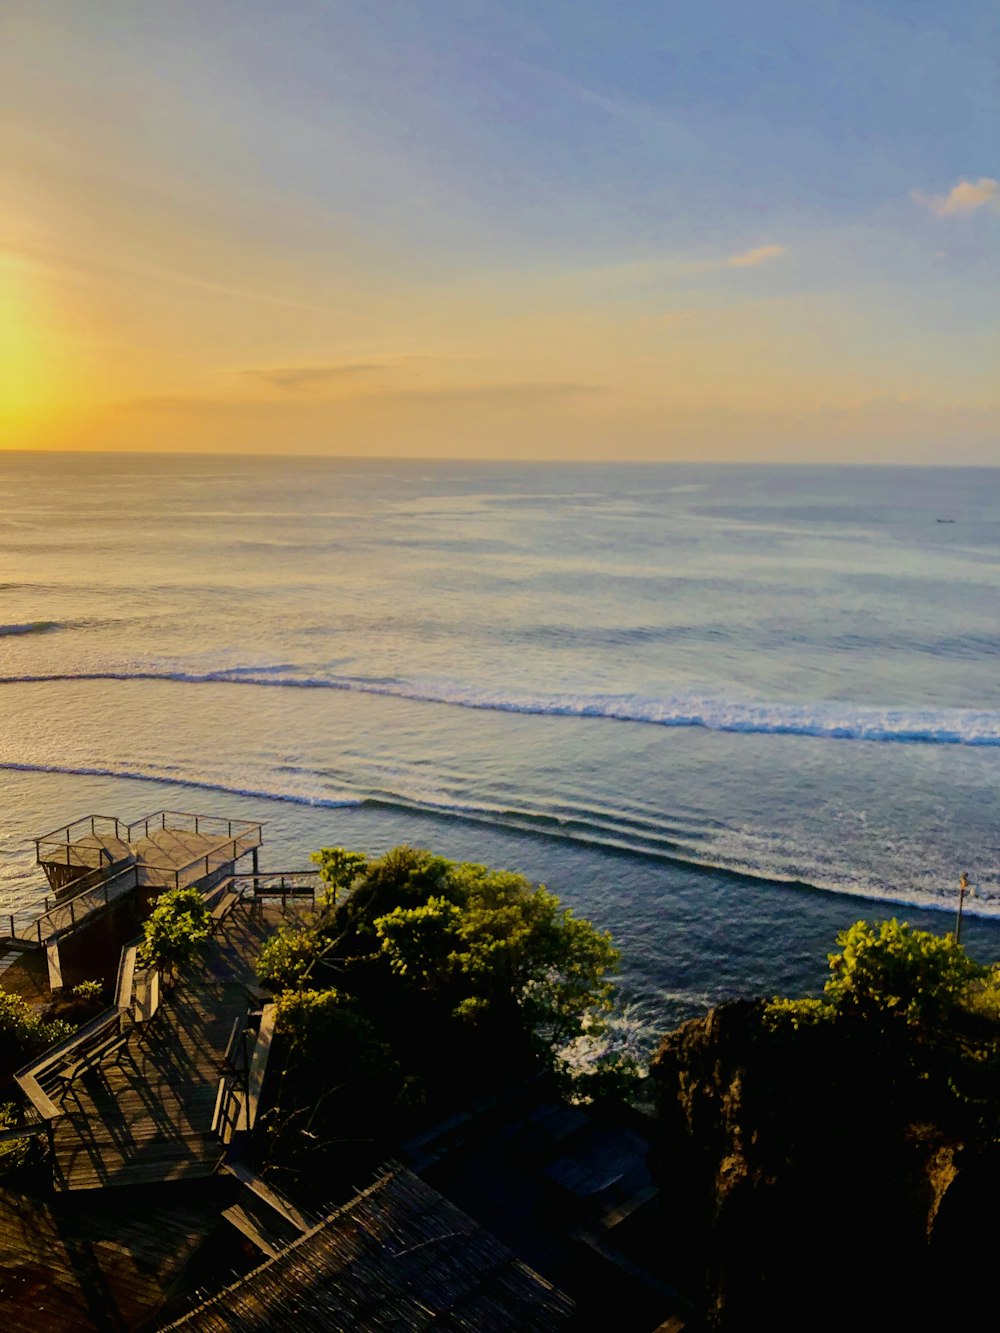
[{"left": 1, "top": 453, "right": 998, "bottom": 1042}]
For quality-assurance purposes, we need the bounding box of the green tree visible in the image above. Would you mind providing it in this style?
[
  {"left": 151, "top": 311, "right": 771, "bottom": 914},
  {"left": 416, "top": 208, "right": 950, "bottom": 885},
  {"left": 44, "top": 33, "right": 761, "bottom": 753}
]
[
  {"left": 824, "top": 918, "right": 982, "bottom": 1024},
  {"left": 257, "top": 924, "right": 321, "bottom": 992},
  {"left": 138, "top": 886, "right": 211, "bottom": 979},
  {"left": 373, "top": 860, "right": 620, "bottom": 1052},
  {"left": 310, "top": 847, "right": 369, "bottom": 909},
  {"left": 273, "top": 986, "right": 390, "bottom": 1076}
]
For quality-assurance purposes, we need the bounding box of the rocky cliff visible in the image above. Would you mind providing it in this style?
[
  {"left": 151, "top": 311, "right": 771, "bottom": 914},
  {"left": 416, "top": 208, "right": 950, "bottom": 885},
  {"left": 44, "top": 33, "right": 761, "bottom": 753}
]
[{"left": 648, "top": 998, "right": 1000, "bottom": 1331}]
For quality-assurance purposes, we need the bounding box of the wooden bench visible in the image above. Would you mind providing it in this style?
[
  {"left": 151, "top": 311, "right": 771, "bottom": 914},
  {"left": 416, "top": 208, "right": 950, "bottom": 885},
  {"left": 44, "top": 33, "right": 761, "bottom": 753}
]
[
  {"left": 209, "top": 890, "right": 240, "bottom": 935},
  {"left": 223, "top": 1012, "right": 252, "bottom": 1074},
  {"left": 55, "top": 1025, "right": 128, "bottom": 1088}
]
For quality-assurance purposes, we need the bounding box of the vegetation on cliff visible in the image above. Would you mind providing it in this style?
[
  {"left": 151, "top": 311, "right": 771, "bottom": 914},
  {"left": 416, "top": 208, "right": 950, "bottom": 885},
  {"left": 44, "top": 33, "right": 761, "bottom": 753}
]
[
  {"left": 256, "top": 845, "right": 624, "bottom": 1188},
  {"left": 650, "top": 919, "right": 1000, "bottom": 1332},
  {"left": 138, "top": 885, "right": 211, "bottom": 981}
]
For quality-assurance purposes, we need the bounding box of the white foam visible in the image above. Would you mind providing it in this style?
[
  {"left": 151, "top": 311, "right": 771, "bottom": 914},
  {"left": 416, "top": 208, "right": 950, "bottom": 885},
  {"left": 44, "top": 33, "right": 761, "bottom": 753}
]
[
  {"left": 0, "top": 621, "right": 60, "bottom": 637},
  {"left": 0, "top": 760, "right": 363, "bottom": 809},
  {"left": 3, "top": 668, "right": 998, "bottom": 746}
]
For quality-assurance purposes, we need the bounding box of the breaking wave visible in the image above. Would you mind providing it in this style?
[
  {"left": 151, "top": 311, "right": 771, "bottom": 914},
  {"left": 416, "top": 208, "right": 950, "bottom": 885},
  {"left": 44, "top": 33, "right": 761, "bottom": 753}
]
[
  {"left": 0, "top": 760, "right": 363, "bottom": 809},
  {"left": 0, "top": 621, "right": 61, "bottom": 637},
  {"left": 1, "top": 667, "right": 999, "bottom": 746}
]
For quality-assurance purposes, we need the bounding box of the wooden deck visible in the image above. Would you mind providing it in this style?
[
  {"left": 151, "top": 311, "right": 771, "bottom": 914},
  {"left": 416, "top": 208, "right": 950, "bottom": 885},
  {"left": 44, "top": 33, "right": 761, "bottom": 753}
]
[
  {"left": 49, "top": 903, "right": 278, "bottom": 1192},
  {"left": 0, "top": 1179, "right": 227, "bottom": 1333},
  {"left": 13, "top": 818, "right": 263, "bottom": 949},
  {"left": 49, "top": 827, "right": 253, "bottom": 883}
]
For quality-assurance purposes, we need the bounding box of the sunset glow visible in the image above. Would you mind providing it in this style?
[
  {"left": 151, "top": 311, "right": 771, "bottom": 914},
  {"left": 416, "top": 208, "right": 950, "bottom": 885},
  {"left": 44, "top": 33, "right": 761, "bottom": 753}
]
[{"left": 2, "top": 1, "right": 997, "bottom": 461}]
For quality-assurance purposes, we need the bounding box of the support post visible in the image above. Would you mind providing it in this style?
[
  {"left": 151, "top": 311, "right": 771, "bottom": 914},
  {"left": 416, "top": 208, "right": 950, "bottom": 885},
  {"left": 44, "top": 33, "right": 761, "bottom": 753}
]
[
  {"left": 46, "top": 940, "right": 63, "bottom": 990},
  {"left": 956, "top": 872, "right": 971, "bottom": 944}
]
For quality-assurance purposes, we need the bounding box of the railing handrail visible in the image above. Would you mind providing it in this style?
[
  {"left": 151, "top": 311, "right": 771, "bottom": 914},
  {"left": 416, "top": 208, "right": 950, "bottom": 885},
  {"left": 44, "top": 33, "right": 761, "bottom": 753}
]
[
  {"left": 125, "top": 810, "right": 262, "bottom": 839},
  {"left": 114, "top": 935, "right": 144, "bottom": 1010},
  {"left": 34, "top": 813, "right": 124, "bottom": 851},
  {"left": 25, "top": 864, "right": 140, "bottom": 942},
  {"left": 34, "top": 810, "right": 263, "bottom": 853},
  {"left": 15, "top": 933, "right": 159, "bottom": 1127}
]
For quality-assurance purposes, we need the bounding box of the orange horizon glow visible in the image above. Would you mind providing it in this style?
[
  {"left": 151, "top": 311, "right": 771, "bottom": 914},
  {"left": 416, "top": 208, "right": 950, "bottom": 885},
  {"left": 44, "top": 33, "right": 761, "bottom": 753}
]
[{"left": 2, "top": 4, "right": 997, "bottom": 463}]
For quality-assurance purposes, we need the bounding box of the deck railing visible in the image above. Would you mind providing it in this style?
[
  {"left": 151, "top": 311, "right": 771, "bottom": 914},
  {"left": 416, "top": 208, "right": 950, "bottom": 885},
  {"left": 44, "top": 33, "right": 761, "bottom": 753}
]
[
  {"left": 34, "top": 810, "right": 263, "bottom": 868},
  {"left": 14, "top": 932, "right": 158, "bottom": 1141},
  {"left": 231, "top": 870, "right": 321, "bottom": 908},
  {"left": 3, "top": 864, "right": 141, "bottom": 946},
  {"left": 5, "top": 820, "right": 264, "bottom": 944},
  {"left": 123, "top": 810, "right": 262, "bottom": 843}
]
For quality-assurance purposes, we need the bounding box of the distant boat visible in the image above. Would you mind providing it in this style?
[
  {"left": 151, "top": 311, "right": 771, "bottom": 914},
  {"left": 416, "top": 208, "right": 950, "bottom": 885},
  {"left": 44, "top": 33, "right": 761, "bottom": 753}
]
[{"left": 936, "top": 518, "right": 956, "bottom": 523}]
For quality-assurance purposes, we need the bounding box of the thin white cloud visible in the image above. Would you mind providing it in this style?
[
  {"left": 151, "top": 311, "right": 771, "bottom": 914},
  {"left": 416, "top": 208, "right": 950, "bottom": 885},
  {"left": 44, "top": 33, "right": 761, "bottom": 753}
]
[
  {"left": 913, "top": 177, "right": 1000, "bottom": 217},
  {"left": 725, "top": 245, "right": 787, "bottom": 268}
]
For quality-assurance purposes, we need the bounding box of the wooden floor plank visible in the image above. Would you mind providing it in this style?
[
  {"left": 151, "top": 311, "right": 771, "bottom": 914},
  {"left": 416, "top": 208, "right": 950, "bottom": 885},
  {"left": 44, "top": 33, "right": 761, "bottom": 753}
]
[{"left": 50, "top": 905, "right": 277, "bottom": 1192}]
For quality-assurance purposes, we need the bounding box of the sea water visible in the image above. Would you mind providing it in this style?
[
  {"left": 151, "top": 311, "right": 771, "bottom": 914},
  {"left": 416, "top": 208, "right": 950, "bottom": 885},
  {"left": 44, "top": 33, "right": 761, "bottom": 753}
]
[{"left": 1, "top": 453, "right": 998, "bottom": 1039}]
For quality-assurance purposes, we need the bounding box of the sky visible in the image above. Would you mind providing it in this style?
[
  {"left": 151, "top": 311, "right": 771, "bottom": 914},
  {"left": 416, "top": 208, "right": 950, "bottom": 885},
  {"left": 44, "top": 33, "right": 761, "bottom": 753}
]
[{"left": 1, "top": 0, "right": 998, "bottom": 461}]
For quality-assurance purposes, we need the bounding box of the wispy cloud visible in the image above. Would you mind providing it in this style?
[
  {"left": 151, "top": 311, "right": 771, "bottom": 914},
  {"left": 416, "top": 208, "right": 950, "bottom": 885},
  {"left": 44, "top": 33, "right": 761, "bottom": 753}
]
[
  {"left": 246, "top": 363, "right": 388, "bottom": 390},
  {"left": 110, "top": 381, "right": 599, "bottom": 415},
  {"left": 675, "top": 244, "right": 787, "bottom": 276},
  {"left": 913, "top": 177, "right": 1000, "bottom": 217},
  {"left": 725, "top": 245, "right": 787, "bottom": 268}
]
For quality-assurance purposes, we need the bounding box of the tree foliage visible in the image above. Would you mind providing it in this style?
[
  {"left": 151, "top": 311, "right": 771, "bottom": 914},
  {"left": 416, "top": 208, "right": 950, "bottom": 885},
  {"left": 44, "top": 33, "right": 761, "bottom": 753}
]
[
  {"left": 370, "top": 855, "right": 620, "bottom": 1050},
  {"left": 273, "top": 986, "right": 391, "bottom": 1076},
  {"left": 0, "top": 990, "right": 73, "bottom": 1073},
  {"left": 257, "top": 924, "right": 321, "bottom": 992},
  {"left": 138, "top": 886, "right": 210, "bottom": 977},
  {"left": 824, "top": 918, "right": 982, "bottom": 1024},
  {"left": 310, "top": 847, "right": 370, "bottom": 908}
]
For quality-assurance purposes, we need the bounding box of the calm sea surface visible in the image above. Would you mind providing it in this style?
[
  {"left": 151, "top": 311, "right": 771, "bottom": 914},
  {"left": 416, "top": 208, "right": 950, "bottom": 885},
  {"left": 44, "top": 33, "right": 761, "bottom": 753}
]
[{"left": 2, "top": 454, "right": 999, "bottom": 1040}]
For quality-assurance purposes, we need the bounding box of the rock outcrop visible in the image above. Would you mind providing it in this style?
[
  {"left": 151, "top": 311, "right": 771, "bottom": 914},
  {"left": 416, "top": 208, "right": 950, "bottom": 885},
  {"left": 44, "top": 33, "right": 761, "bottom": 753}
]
[{"left": 648, "top": 998, "right": 1000, "bottom": 1332}]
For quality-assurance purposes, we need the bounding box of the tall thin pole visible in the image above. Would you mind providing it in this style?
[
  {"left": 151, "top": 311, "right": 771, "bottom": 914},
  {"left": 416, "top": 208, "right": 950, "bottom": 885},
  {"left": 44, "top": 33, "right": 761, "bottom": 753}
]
[{"left": 955, "top": 872, "right": 969, "bottom": 944}]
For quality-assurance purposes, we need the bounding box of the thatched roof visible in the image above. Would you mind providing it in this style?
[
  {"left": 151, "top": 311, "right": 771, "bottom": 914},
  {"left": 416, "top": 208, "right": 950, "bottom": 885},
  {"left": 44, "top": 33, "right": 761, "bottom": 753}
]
[{"left": 168, "top": 1162, "right": 575, "bottom": 1331}]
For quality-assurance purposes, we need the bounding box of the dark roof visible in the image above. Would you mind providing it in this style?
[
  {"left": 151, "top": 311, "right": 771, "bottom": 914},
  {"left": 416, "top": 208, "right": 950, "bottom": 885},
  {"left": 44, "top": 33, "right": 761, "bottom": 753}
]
[{"left": 167, "top": 1163, "right": 575, "bottom": 1332}]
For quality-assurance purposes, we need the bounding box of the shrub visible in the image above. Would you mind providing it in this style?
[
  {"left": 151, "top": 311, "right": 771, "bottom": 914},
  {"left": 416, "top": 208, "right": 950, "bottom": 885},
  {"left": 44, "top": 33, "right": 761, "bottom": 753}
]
[
  {"left": 762, "top": 996, "right": 836, "bottom": 1034},
  {"left": 72, "top": 979, "right": 103, "bottom": 1002},
  {"left": 825, "top": 919, "right": 982, "bottom": 1025},
  {"left": 310, "top": 848, "right": 369, "bottom": 909},
  {"left": 257, "top": 925, "right": 321, "bottom": 992},
  {"left": 0, "top": 989, "right": 74, "bottom": 1072},
  {"left": 138, "top": 886, "right": 211, "bottom": 978},
  {"left": 372, "top": 858, "right": 620, "bottom": 1053},
  {"left": 273, "top": 986, "right": 389, "bottom": 1075},
  {"left": 0, "top": 1102, "right": 29, "bottom": 1174}
]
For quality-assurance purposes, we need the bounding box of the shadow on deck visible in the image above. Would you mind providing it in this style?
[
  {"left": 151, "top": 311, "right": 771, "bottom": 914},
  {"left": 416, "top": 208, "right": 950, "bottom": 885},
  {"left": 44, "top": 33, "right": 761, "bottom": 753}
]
[{"left": 49, "top": 904, "right": 281, "bottom": 1193}]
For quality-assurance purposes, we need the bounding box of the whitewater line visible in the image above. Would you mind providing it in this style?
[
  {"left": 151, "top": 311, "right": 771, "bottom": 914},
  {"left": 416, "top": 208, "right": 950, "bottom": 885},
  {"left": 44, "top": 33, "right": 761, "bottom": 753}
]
[{"left": 2, "top": 668, "right": 999, "bottom": 745}]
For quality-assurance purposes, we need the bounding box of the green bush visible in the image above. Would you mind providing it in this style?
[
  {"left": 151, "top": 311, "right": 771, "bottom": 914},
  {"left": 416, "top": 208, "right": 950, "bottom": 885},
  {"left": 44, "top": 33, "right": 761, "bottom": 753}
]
[
  {"left": 963, "top": 963, "right": 1000, "bottom": 1023},
  {"left": 257, "top": 925, "right": 321, "bottom": 992},
  {"left": 762, "top": 995, "right": 836, "bottom": 1033},
  {"left": 139, "top": 886, "right": 211, "bottom": 977},
  {"left": 0, "top": 1102, "right": 29, "bottom": 1174},
  {"left": 310, "top": 847, "right": 369, "bottom": 909},
  {"left": 273, "top": 986, "right": 390, "bottom": 1075},
  {"left": 824, "top": 919, "right": 982, "bottom": 1025},
  {"left": 72, "top": 979, "right": 103, "bottom": 1002},
  {"left": 0, "top": 989, "right": 74, "bottom": 1073},
  {"left": 372, "top": 858, "right": 620, "bottom": 1052}
]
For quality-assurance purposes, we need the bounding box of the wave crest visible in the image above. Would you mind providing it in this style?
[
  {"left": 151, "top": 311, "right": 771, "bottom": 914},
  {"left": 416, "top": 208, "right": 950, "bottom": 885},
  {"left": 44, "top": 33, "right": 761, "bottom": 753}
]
[
  {"left": 1, "top": 667, "right": 998, "bottom": 746},
  {"left": 0, "top": 621, "right": 60, "bottom": 637}
]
